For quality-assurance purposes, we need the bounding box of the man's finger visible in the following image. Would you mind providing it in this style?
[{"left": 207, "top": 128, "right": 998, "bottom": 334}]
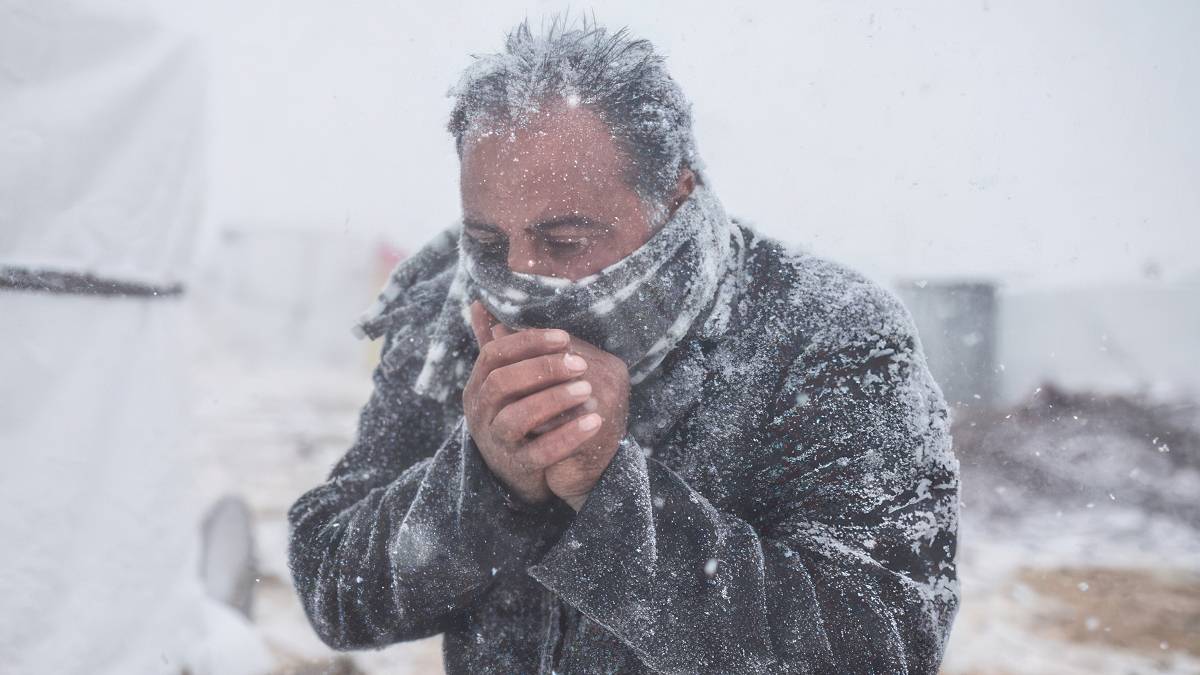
[
  {"left": 479, "top": 352, "right": 588, "bottom": 415},
  {"left": 493, "top": 380, "right": 592, "bottom": 439},
  {"left": 469, "top": 300, "right": 495, "bottom": 348},
  {"left": 475, "top": 328, "right": 571, "bottom": 375},
  {"left": 529, "top": 396, "right": 598, "bottom": 436},
  {"left": 491, "top": 321, "right": 516, "bottom": 340},
  {"left": 516, "top": 413, "right": 603, "bottom": 469},
  {"left": 472, "top": 300, "right": 516, "bottom": 341}
]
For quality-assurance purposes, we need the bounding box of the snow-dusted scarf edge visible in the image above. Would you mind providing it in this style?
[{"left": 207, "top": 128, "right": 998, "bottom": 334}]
[{"left": 356, "top": 182, "right": 739, "bottom": 404}]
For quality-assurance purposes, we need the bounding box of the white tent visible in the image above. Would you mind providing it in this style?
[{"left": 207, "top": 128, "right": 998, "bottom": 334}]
[{"left": 0, "top": 1, "right": 272, "bottom": 672}]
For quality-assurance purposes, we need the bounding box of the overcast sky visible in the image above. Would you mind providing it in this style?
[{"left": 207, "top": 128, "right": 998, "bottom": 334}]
[{"left": 186, "top": 0, "right": 1199, "bottom": 290}]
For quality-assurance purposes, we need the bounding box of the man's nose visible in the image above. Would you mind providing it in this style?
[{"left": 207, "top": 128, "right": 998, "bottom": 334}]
[{"left": 505, "top": 235, "right": 537, "bottom": 273}]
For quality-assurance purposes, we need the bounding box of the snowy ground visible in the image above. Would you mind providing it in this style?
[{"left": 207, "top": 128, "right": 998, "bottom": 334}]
[
  {"left": 187, "top": 309, "right": 1200, "bottom": 674},
  {"left": 943, "top": 511, "right": 1200, "bottom": 674},
  {"left": 942, "top": 390, "right": 1200, "bottom": 674},
  {"left": 188, "top": 356, "right": 443, "bottom": 674}
]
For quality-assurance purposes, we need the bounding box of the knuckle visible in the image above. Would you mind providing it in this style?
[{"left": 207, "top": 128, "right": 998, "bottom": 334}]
[
  {"left": 475, "top": 379, "right": 492, "bottom": 404},
  {"left": 480, "top": 342, "right": 500, "bottom": 368},
  {"left": 493, "top": 418, "right": 522, "bottom": 446},
  {"left": 523, "top": 441, "right": 556, "bottom": 469},
  {"left": 512, "top": 448, "right": 540, "bottom": 471},
  {"left": 479, "top": 371, "right": 503, "bottom": 402}
]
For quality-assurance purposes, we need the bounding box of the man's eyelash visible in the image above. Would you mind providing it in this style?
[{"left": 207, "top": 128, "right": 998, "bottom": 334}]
[
  {"left": 466, "top": 229, "right": 590, "bottom": 254},
  {"left": 545, "top": 238, "right": 587, "bottom": 250},
  {"left": 466, "top": 230, "right": 504, "bottom": 246}
]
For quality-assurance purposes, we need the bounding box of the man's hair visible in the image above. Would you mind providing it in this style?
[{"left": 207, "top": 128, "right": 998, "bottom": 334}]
[{"left": 447, "top": 15, "right": 703, "bottom": 215}]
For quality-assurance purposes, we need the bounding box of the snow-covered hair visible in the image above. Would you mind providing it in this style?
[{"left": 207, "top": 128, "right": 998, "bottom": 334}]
[{"left": 447, "top": 15, "right": 704, "bottom": 213}]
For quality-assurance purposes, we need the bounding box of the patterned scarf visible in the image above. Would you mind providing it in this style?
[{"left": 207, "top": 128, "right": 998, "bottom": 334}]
[{"left": 356, "top": 181, "right": 744, "bottom": 411}]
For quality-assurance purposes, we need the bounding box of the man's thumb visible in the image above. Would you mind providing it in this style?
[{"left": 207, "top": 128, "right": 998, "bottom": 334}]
[{"left": 468, "top": 300, "right": 495, "bottom": 347}]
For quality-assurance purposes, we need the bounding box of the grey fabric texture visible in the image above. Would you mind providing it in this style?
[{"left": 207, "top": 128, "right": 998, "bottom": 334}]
[
  {"left": 289, "top": 194, "right": 961, "bottom": 673},
  {"left": 360, "top": 181, "right": 737, "bottom": 405}
]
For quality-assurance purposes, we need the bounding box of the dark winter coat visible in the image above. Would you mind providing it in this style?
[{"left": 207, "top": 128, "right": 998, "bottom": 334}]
[{"left": 287, "top": 223, "right": 961, "bottom": 674}]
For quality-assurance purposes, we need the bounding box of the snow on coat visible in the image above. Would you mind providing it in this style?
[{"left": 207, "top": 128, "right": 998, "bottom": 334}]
[{"left": 287, "top": 218, "right": 961, "bottom": 673}]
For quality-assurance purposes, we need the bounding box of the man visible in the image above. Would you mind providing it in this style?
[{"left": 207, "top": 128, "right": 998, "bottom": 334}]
[{"left": 288, "top": 19, "right": 959, "bottom": 674}]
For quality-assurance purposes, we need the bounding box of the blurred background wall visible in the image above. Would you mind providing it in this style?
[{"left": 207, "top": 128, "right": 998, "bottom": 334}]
[
  {"left": 191, "top": 0, "right": 1199, "bottom": 289},
  {"left": 185, "top": 0, "right": 1200, "bottom": 399}
]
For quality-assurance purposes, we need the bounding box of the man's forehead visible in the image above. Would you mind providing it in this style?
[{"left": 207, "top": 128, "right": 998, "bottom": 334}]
[
  {"left": 460, "top": 104, "right": 626, "bottom": 186},
  {"left": 461, "top": 179, "right": 605, "bottom": 227}
]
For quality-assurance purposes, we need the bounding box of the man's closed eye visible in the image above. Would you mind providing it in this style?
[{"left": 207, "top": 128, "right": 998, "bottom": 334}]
[{"left": 542, "top": 237, "right": 589, "bottom": 255}]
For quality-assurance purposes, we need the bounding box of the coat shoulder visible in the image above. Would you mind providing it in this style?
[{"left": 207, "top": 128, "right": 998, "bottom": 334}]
[{"left": 737, "top": 226, "right": 921, "bottom": 359}]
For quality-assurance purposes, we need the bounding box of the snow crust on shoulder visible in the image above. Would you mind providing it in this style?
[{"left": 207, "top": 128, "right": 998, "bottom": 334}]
[{"left": 772, "top": 238, "right": 921, "bottom": 356}]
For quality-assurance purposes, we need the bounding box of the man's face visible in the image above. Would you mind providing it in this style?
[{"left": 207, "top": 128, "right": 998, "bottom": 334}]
[{"left": 459, "top": 103, "right": 657, "bottom": 281}]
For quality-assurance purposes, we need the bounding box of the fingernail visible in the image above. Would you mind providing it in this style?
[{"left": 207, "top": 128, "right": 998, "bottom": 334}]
[
  {"left": 578, "top": 413, "right": 601, "bottom": 431},
  {"left": 566, "top": 380, "right": 592, "bottom": 396},
  {"left": 545, "top": 330, "right": 568, "bottom": 344},
  {"left": 564, "top": 354, "right": 587, "bottom": 372},
  {"left": 581, "top": 397, "right": 598, "bottom": 412}
]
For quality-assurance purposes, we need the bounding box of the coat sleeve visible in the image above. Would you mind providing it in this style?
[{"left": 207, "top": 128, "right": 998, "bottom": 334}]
[
  {"left": 286, "top": 341, "right": 569, "bottom": 651},
  {"left": 526, "top": 311, "right": 961, "bottom": 673}
]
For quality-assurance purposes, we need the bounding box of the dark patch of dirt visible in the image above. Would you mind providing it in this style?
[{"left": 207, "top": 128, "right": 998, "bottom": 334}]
[{"left": 1017, "top": 566, "right": 1200, "bottom": 659}]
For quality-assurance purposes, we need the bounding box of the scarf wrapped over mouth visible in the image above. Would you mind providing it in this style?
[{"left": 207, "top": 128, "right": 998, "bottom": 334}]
[{"left": 361, "top": 181, "right": 742, "bottom": 404}]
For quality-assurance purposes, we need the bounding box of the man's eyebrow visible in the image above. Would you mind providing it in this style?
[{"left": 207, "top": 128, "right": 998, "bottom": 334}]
[
  {"left": 462, "top": 219, "right": 502, "bottom": 233},
  {"left": 532, "top": 215, "right": 606, "bottom": 231}
]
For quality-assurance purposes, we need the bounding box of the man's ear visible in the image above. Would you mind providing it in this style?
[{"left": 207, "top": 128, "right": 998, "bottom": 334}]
[{"left": 666, "top": 168, "right": 696, "bottom": 217}]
